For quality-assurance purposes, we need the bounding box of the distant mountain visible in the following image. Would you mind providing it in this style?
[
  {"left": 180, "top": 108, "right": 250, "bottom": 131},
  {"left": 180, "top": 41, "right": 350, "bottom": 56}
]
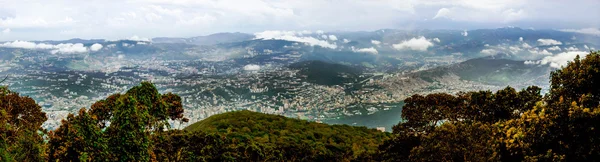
[
  {"left": 414, "top": 55, "right": 552, "bottom": 87},
  {"left": 152, "top": 32, "right": 255, "bottom": 45},
  {"left": 289, "top": 60, "right": 362, "bottom": 86}
]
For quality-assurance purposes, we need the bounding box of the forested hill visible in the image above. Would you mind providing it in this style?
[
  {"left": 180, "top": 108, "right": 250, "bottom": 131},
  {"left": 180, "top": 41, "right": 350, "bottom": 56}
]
[{"left": 184, "top": 110, "right": 390, "bottom": 160}]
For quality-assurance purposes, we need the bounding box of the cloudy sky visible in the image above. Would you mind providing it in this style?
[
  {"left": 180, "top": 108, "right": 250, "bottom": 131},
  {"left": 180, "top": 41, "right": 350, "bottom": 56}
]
[{"left": 0, "top": 0, "right": 598, "bottom": 41}]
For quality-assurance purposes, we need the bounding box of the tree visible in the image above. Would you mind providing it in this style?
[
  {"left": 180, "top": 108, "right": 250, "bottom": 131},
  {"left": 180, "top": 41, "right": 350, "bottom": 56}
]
[
  {"left": 47, "top": 108, "right": 108, "bottom": 161},
  {"left": 549, "top": 51, "right": 600, "bottom": 109},
  {"left": 0, "top": 86, "right": 47, "bottom": 161},
  {"left": 48, "top": 81, "right": 188, "bottom": 161}
]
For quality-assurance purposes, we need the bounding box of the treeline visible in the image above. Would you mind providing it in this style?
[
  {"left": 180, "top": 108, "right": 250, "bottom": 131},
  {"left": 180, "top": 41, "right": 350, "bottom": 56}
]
[
  {"left": 378, "top": 51, "right": 600, "bottom": 161},
  {"left": 0, "top": 51, "right": 599, "bottom": 161}
]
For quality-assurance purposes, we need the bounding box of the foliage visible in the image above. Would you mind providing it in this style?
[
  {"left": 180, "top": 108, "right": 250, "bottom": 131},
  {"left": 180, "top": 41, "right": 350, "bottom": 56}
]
[
  {"left": 185, "top": 110, "right": 390, "bottom": 161},
  {"left": 381, "top": 51, "right": 600, "bottom": 161},
  {"left": 47, "top": 81, "right": 187, "bottom": 161},
  {"left": 0, "top": 86, "right": 47, "bottom": 162}
]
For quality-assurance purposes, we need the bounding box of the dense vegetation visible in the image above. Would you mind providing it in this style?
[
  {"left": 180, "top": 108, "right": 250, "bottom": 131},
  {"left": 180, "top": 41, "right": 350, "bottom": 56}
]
[
  {"left": 184, "top": 110, "right": 389, "bottom": 161},
  {"left": 0, "top": 51, "right": 599, "bottom": 161},
  {"left": 379, "top": 51, "right": 600, "bottom": 161}
]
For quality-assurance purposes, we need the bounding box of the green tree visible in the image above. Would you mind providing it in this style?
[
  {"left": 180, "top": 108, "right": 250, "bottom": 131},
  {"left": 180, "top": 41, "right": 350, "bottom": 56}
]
[
  {"left": 0, "top": 86, "right": 47, "bottom": 161},
  {"left": 47, "top": 108, "right": 108, "bottom": 161}
]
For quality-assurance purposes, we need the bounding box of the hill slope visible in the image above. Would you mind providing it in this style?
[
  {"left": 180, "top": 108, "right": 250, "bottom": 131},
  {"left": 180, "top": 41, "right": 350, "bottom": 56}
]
[
  {"left": 185, "top": 110, "right": 390, "bottom": 160},
  {"left": 415, "top": 56, "right": 552, "bottom": 87}
]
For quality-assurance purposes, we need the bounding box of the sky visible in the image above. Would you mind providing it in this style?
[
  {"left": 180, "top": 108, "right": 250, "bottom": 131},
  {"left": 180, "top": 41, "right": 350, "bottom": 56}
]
[{"left": 0, "top": 0, "right": 599, "bottom": 41}]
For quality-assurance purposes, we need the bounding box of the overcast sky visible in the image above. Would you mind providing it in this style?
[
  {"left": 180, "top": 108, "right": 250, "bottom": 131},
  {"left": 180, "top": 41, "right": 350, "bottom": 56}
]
[{"left": 0, "top": 0, "right": 598, "bottom": 41}]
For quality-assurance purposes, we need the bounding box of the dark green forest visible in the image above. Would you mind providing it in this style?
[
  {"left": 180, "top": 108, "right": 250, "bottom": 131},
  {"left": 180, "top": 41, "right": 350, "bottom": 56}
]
[{"left": 1, "top": 51, "right": 599, "bottom": 161}]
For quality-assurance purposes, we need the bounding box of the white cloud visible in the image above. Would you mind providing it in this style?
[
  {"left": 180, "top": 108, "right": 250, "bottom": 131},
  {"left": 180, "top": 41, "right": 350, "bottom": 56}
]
[
  {"left": 522, "top": 42, "right": 532, "bottom": 49},
  {"left": 432, "top": 38, "right": 441, "bottom": 43},
  {"left": 565, "top": 46, "right": 579, "bottom": 51},
  {"left": 519, "top": 37, "right": 523, "bottom": 42},
  {"left": 50, "top": 43, "right": 88, "bottom": 54},
  {"left": 328, "top": 35, "right": 338, "bottom": 41},
  {"left": 321, "top": 35, "right": 328, "bottom": 39},
  {"left": 316, "top": 30, "right": 324, "bottom": 35},
  {"left": 508, "top": 46, "right": 522, "bottom": 53},
  {"left": 462, "top": 30, "right": 468, "bottom": 37},
  {"left": 392, "top": 36, "right": 434, "bottom": 51},
  {"left": 2, "top": 28, "right": 10, "bottom": 34},
  {"left": 480, "top": 49, "right": 497, "bottom": 55},
  {"left": 527, "top": 51, "right": 589, "bottom": 68},
  {"left": 547, "top": 46, "right": 561, "bottom": 51},
  {"left": 0, "top": 40, "right": 99, "bottom": 54},
  {"left": 90, "top": 43, "right": 103, "bottom": 51},
  {"left": 254, "top": 30, "right": 337, "bottom": 49},
  {"left": 0, "top": 0, "right": 598, "bottom": 41},
  {"left": 126, "top": 35, "right": 151, "bottom": 42},
  {"left": 243, "top": 64, "right": 260, "bottom": 71},
  {"left": 537, "top": 39, "right": 562, "bottom": 45},
  {"left": 528, "top": 48, "right": 552, "bottom": 55},
  {"left": 584, "top": 45, "right": 590, "bottom": 50},
  {"left": 371, "top": 40, "right": 381, "bottom": 45},
  {"left": 524, "top": 60, "right": 536, "bottom": 65},
  {"left": 561, "top": 28, "right": 600, "bottom": 36},
  {"left": 352, "top": 46, "right": 378, "bottom": 54},
  {"left": 433, "top": 8, "right": 451, "bottom": 19},
  {"left": 0, "top": 40, "right": 54, "bottom": 49},
  {"left": 501, "top": 8, "right": 525, "bottom": 22},
  {"left": 343, "top": 39, "right": 350, "bottom": 43}
]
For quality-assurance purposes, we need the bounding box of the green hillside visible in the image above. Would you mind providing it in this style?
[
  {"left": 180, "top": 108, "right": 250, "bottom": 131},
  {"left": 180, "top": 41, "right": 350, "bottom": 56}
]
[{"left": 185, "top": 110, "right": 390, "bottom": 161}]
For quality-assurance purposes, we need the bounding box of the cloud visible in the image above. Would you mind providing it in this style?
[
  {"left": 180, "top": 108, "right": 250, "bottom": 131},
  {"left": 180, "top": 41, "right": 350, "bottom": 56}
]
[
  {"left": 0, "top": 40, "right": 95, "bottom": 54},
  {"left": 392, "top": 36, "right": 434, "bottom": 51},
  {"left": 522, "top": 42, "right": 532, "bottom": 49},
  {"left": 371, "top": 40, "right": 381, "bottom": 45},
  {"left": 328, "top": 35, "right": 338, "bottom": 41},
  {"left": 50, "top": 43, "right": 88, "bottom": 54},
  {"left": 565, "top": 46, "right": 579, "bottom": 51},
  {"left": 0, "top": 0, "right": 599, "bottom": 41},
  {"left": 352, "top": 46, "right": 378, "bottom": 54},
  {"left": 0, "top": 40, "right": 54, "bottom": 49},
  {"left": 461, "top": 30, "right": 468, "bottom": 37},
  {"left": 343, "top": 39, "right": 350, "bottom": 43},
  {"left": 519, "top": 37, "right": 523, "bottom": 42},
  {"left": 2, "top": 28, "right": 10, "bottom": 34},
  {"left": 243, "top": 64, "right": 260, "bottom": 71},
  {"left": 547, "top": 46, "right": 561, "bottom": 51},
  {"left": 126, "top": 35, "right": 151, "bottom": 42},
  {"left": 254, "top": 30, "right": 337, "bottom": 49},
  {"left": 480, "top": 49, "right": 497, "bottom": 55},
  {"left": 90, "top": 43, "right": 103, "bottom": 51},
  {"left": 537, "top": 39, "right": 562, "bottom": 45},
  {"left": 561, "top": 28, "right": 600, "bottom": 36},
  {"left": 433, "top": 8, "right": 451, "bottom": 19},
  {"left": 431, "top": 38, "right": 441, "bottom": 43},
  {"left": 528, "top": 48, "right": 552, "bottom": 55},
  {"left": 526, "top": 51, "right": 588, "bottom": 68}
]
